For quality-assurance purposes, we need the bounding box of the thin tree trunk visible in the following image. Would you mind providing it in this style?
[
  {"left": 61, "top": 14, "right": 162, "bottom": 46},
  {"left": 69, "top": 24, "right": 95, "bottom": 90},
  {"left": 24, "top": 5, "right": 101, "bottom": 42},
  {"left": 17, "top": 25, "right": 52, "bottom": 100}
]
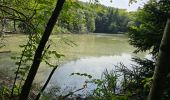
[
  {"left": 10, "top": 43, "right": 28, "bottom": 99},
  {"left": 148, "top": 18, "right": 170, "bottom": 100},
  {"left": 35, "top": 66, "right": 57, "bottom": 100},
  {"left": 13, "top": 19, "right": 16, "bottom": 32},
  {"left": 19, "top": 0, "right": 66, "bottom": 99}
]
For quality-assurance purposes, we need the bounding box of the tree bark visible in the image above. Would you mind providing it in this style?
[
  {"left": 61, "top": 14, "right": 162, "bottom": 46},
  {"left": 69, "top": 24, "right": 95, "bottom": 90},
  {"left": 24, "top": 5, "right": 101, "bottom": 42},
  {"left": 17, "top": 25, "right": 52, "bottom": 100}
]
[
  {"left": 148, "top": 18, "right": 170, "bottom": 100},
  {"left": 19, "top": 0, "right": 66, "bottom": 99}
]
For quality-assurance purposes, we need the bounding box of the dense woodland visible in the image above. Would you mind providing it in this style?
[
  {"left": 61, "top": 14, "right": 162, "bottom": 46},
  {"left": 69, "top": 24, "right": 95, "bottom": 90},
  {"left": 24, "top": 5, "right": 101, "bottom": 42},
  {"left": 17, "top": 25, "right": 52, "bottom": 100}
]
[
  {"left": 0, "top": 0, "right": 170, "bottom": 100},
  {"left": 0, "top": 1, "right": 130, "bottom": 34},
  {"left": 57, "top": 2, "right": 130, "bottom": 33}
]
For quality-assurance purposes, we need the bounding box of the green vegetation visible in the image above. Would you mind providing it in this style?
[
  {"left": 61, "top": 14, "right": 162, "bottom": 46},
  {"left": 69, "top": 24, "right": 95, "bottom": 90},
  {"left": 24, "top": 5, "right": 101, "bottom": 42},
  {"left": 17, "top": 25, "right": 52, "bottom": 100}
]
[
  {"left": 57, "top": 1, "right": 130, "bottom": 33},
  {"left": 128, "top": 0, "right": 170, "bottom": 99},
  {"left": 0, "top": 1, "right": 130, "bottom": 34},
  {"left": 0, "top": 0, "right": 170, "bottom": 100}
]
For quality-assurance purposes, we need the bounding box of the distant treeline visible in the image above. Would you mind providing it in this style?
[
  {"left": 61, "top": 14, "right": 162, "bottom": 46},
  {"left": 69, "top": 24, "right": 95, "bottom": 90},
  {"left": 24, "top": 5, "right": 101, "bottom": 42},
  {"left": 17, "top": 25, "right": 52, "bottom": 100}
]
[
  {"left": 56, "top": 1, "right": 131, "bottom": 34},
  {"left": 0, "top": 1, "right": 132, "bottom": 34}
]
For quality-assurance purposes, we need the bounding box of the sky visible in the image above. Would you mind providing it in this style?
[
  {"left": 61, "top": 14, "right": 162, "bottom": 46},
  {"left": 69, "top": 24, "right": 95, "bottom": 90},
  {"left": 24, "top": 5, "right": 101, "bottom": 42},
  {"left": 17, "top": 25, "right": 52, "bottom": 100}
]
[{"left": 79, "top": 0, "right": 149, "bottom": 11}]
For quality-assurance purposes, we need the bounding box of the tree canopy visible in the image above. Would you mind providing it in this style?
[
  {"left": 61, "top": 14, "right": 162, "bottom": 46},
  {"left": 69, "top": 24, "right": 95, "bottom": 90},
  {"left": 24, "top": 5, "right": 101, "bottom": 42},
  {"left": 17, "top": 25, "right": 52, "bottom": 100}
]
[{"left": 0, "top": 1, "right": 131, "bottom": 34}]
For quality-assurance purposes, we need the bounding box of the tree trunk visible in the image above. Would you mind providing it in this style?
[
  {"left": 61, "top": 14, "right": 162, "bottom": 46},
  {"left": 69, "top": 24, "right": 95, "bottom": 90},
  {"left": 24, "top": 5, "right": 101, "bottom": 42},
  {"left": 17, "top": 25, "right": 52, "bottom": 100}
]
[
  {"left": 19, "top": 0, "right": 66, "bottom": 99},
  {"left": 148, "top": 18, "right": 170, "bottom": 100},
  {"left": 13, "top": 19, "right": 16, "bottom": 33},
  {"left": 35, "top": 66, "right": 57, "bottom": 100}
]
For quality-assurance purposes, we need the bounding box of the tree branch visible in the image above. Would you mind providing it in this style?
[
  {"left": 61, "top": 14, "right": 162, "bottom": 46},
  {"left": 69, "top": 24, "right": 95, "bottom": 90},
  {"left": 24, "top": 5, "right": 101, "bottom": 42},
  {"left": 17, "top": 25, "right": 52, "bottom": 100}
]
[{"left": 19, "top": 0, "right": 66, "bottom": 99}]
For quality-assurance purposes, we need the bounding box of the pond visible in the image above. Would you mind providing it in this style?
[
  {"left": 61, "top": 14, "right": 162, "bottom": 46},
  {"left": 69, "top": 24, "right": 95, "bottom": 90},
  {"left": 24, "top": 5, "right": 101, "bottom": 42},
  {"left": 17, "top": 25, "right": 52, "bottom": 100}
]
[
  {"left": 0, "top": 33, "right": 146, "bottom": 95},
  {"left": 36, "top": 33, "right": 146, "bottom": 95}
]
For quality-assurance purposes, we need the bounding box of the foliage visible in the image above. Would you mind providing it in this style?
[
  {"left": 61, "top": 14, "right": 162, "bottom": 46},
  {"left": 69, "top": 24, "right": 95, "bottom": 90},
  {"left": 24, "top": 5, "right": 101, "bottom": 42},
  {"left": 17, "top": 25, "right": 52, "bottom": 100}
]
[
  {"left": 95, "top": 7, "right": 129, "bottom": 33},
  {"left": 128, "top": 0, "right": 169, "bottom": 56},
  {"left": 1, "top": 0, "right": 170, "bottom": 99},
  {"left": 115, "top": 59, "right": 154, "bottom": 100},
  {"left": 18, "top": 0, "right": 66, "bottom": 99},
  {"left": 0, "top": 0, "right": 65, "bottom": 99},
  {"left": 0, "top": 0, "right": 129, "bottom": 99},
  {"left": 128, "top": 0, "right": 170, "bottom": 99},
  {"left": 57, "top": 1, "right": 130, "bottom": 34},
  {"left": 0, "top": 0, "right": 56, "bottom": 34},
  {"left": 88, "top": 70, "right": 128, "bottom": 100},
  {"left": 0, "top": 0, "right": 130, "bottom": 34}
]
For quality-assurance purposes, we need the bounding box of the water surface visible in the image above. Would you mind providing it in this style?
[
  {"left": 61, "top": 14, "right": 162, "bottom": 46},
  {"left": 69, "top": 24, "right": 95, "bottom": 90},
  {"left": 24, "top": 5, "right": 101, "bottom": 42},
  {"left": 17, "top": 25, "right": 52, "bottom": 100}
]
[
  {"left": 0, "top": 33, "right": 145, "bottom": 94},
  {"left": 35, "top": 33, "right": 145, "bottom": 95},
  {"left": 47, "top": 54, "right": 137, "bottom": 95}
]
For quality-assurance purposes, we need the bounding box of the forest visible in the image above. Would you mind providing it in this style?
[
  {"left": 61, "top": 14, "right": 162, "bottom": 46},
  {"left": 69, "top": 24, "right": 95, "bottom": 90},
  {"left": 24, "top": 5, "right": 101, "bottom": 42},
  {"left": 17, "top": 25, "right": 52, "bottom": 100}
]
[
  {"left": 0, "top": 0, "right": 170, "bottom": 100},
  {"left": 0, "top": 1, "right": 130, "bottom": 34},
  {"left": 56, "top": 1, "right": 130, "bottom": 33}
]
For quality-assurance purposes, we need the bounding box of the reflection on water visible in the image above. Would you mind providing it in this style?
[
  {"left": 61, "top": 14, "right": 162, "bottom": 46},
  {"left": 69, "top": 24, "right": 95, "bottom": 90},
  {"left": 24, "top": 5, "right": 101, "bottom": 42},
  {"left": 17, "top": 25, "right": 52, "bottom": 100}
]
[
  {"left": 47, "top": 53, "right": 136, "bottom": 94},
  {"left": 50, "top": 34, "right": 136, "bottom": 62},
  {"left": 0, "top": 34, "right": 148, "bottom": 95}
]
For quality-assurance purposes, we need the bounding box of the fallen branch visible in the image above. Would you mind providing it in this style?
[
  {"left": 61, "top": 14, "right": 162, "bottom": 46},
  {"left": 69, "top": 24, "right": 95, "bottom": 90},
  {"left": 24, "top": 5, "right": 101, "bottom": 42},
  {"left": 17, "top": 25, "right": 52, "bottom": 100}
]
[{"left": 0, "top": 50, "right": 11, "bottom": 53}]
